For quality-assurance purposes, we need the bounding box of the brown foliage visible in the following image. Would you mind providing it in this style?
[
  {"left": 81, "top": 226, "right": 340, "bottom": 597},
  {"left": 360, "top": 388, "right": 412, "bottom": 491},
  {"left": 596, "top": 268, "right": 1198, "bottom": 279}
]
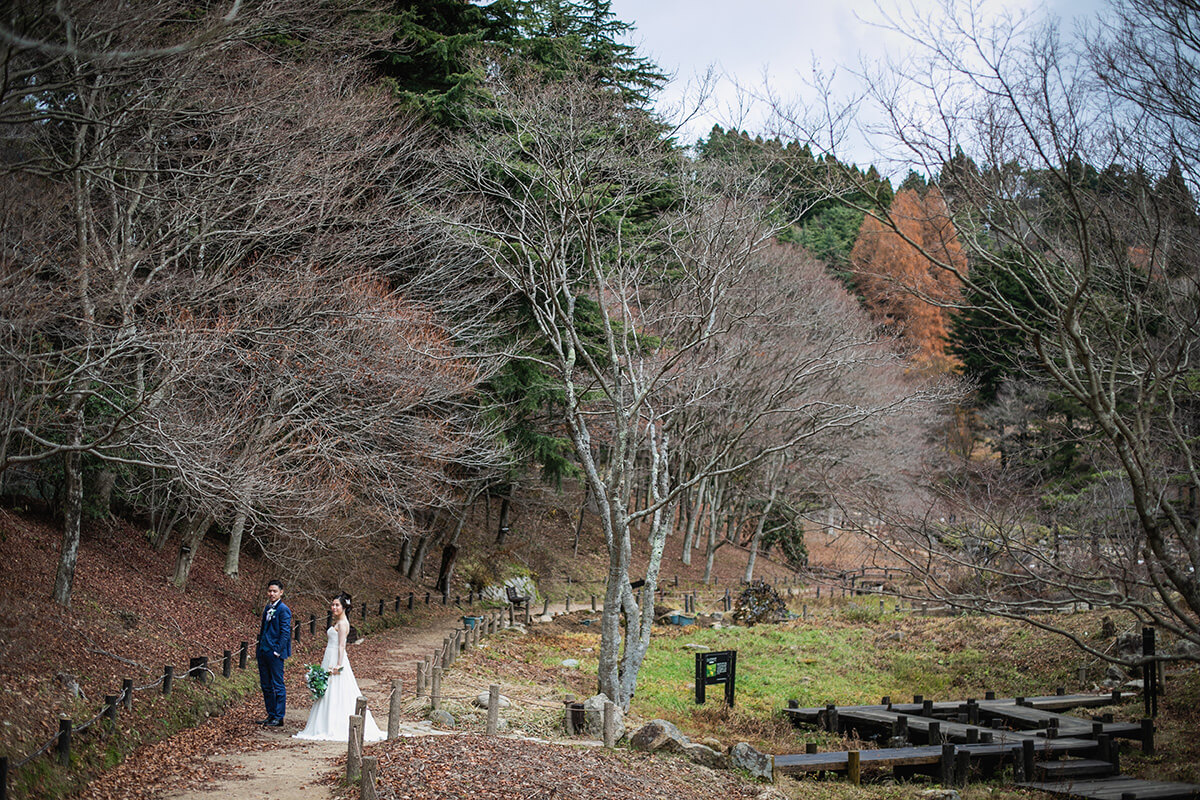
[{"left": 850, "top": 188, "right": 966, "bottom": 373}]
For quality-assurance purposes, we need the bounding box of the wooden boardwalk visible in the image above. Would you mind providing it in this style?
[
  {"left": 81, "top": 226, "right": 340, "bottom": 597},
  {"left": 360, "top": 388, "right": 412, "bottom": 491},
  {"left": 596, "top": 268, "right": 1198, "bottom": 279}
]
[
  {"left": 1018, "top": 777, "right": 1200, "bottom": 800},
  {"left": 775, "top": 689, "right": 1195, "bottom": 799}
]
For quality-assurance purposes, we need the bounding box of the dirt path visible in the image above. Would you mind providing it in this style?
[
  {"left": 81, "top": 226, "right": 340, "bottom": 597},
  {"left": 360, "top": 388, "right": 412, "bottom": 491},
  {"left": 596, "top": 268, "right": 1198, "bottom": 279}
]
[{"left": 147, "top": 608, "right": 553, "bottom": 800}]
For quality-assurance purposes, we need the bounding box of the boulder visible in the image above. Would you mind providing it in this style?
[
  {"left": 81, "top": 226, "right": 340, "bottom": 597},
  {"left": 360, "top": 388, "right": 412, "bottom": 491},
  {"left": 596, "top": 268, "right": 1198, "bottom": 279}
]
[
  {"left": 1174, "top": 638, "right": 1200, "bottom": 659},
  {"left": 683, "top": 742, "right": 730, "bottom": 770},
  {"left": 630, "top": 719, "right": 690, "bottom": 753},
  {"left": 1105, "top": 664, "right": 1129, "bottom": 683},
  {"left": 730, "top": 742, "right": 774, "bottom": 782},
  {"left": 561, "top": 658, "right": 580, "bottom": 668},
  {"left": 428, "top": 709, "right": 456, "bottom": 729},
  {"left": 582, "top": 693, "right": 625, "bottom": 741},
  {"left": 755, "top": 790, "right": 789, "bottom": 800},
  {"left": 473, "top": 691, "right": 511, "bottom": 709},
  {"left": 921, "top": 790, "right": 961, "bottom": 800}
]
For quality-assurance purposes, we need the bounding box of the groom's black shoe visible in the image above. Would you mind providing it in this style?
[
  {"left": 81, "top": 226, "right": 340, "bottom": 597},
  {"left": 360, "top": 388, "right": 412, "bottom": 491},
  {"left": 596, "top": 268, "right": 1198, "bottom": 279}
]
[
  {"left": 256, "top": 718, "right": 273, "bottom": 725},
  {"left": 267, "top": 719, "right": 284, "bottom": 727}
]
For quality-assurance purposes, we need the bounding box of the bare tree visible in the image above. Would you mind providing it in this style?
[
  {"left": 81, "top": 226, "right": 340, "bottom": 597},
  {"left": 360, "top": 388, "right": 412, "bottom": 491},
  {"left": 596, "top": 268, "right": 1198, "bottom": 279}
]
[
  {"left": 801, "top": 0, "right": 1200, "bottom": 660},
  {"left": 440, "top": 65, "right": 953, "bottom": 706},
  {"left": 1, "top": 1, "right": 507, "bottom": 601}
]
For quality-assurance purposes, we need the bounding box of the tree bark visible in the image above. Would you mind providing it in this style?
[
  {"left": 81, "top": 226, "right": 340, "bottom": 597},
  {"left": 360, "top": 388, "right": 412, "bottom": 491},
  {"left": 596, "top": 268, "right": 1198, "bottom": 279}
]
[
  {"left": 171, "top": 512, "right": 214, "bottom": 589},
  {"left": 52, "top": 409, "right": 85, "bottom": 607},
  {"left": 224, "top": 509, "right": 247, "bottom": 578}
]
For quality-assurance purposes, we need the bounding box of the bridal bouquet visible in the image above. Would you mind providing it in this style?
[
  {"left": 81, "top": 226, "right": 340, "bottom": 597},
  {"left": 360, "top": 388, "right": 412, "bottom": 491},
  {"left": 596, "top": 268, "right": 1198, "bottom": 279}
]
[{"left": 305, "top": 664, "right": 330, "bottom": 700}]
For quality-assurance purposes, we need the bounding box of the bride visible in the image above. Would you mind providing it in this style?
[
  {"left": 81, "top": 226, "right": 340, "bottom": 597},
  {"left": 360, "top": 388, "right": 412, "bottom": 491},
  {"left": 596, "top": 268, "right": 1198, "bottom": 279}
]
[{"left": 294, "top": 593, "right": 385, "bottom": 742}]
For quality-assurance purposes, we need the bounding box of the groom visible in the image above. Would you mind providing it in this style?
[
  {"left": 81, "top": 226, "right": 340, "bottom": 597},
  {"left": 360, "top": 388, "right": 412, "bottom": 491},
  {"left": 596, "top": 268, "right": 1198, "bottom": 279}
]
[{"left": 256, "top": 579, "right": 292, "bottom": 727}]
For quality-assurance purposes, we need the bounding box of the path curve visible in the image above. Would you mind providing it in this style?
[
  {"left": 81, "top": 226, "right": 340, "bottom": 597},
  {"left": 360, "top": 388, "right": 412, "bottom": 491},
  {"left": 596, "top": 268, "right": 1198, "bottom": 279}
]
[{"left": 154, "top": 605, "right": 565, "bottom": 800}]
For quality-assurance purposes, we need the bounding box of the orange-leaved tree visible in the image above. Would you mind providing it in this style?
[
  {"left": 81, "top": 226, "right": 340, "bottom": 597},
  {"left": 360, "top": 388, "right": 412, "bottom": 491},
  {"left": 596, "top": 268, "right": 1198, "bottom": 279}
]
[{"left": 850, "top": 188, "right": 966, "bottom": 373}]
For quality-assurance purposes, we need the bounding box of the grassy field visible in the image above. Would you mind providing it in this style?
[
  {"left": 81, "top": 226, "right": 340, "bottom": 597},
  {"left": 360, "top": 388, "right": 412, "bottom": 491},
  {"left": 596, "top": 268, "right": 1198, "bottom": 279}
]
[{"left": 445, "top": 598, "right": 1200, "bottom": 799}]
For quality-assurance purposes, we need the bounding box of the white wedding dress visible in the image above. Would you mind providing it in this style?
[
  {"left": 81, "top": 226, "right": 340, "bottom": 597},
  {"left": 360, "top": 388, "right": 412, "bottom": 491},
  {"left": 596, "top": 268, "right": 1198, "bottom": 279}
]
[{"left": 294, "top": 626, "right": 385, "bottom": 742}]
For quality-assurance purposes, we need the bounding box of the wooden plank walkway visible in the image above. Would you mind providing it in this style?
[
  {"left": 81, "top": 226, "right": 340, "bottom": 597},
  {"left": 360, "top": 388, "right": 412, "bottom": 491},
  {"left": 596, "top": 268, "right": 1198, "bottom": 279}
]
[
  {"left": 774, "top": 738, "right": 1100, "bottom": 775},
  {"left": 785, "top": 692, "right": 1133, "bottom": 726},
  {"left": 1018, "top": 777, "right": 1200, "bottom": 800}
]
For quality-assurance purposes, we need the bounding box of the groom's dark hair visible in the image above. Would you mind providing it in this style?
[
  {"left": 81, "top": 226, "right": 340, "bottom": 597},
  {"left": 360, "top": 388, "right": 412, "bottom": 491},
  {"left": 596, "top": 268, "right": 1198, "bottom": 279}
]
[{"left": 267, "top": 579, "right": 284, "bottom": 590}]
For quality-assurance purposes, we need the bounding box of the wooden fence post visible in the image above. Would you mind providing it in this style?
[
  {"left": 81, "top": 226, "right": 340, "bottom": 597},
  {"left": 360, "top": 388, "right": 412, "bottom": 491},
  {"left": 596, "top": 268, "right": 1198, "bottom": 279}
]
[
  {"left": 347, "top": 716, "right": 363, "bottom": 781},
  {"left": 954, "top": 749, "right": 970, "bottom": 786},
  {"left": 388, "top": 679, "right": 402, "bottom": 739},
  {"left": 105, "top": 695, "right": 118, "bottom": 722},
  {"left": 602, "top": 701, "right": 617, "bottom": 748},
  {"left": 940, "top": 744, "right": 955, "bottom": 786},
  {"left": 563, "top": 694, "right": 577, "bottom": 735},
  {"left": 847, "top": 750, "right": 860, "bottom": 785},
  {"left": 57, "top": 718, "right": 71, "bottom": 767},
  {"left": 360, "top": 756, "right": 377, "bottom": 800},
  {"left": 239, "top": 642, "right": 248, "bottom": 670},
  {"left": 486, "top": 684, "right": 500, "bottom": 735},
  {"left": 416, "top": 661, "right": 427, "bottom": 697},
  {"left": 431, "top": 666, "right": 442, "bottom": 710},
  {"left": 122, "top": 679, "right": 133, "bottom": 711},
  {"left": 163, "top": 666, "right": 173, "bottom": 695},
  {"left": 223, "top": 650, "right": 232, "bottom": 679}
]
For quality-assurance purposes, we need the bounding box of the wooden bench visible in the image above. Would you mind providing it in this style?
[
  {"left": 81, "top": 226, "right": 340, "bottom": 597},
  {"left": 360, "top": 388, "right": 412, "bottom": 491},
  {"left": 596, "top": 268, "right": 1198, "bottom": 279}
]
[{"left": 506, "top": 585, "right": 530, "bottom": 612}]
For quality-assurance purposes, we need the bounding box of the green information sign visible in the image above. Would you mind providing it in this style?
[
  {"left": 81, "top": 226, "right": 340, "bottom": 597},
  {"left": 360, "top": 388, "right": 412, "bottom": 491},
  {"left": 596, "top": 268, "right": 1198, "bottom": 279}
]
[{"left": 695, "top": 649, "right": 737, "bottom": 706}]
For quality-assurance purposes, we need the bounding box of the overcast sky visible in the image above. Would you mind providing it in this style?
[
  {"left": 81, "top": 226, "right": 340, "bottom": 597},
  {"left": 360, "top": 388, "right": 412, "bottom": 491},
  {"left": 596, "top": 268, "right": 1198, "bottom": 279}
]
[{"left": 608, "top": 0, "right": 1108, "bottom": 171}]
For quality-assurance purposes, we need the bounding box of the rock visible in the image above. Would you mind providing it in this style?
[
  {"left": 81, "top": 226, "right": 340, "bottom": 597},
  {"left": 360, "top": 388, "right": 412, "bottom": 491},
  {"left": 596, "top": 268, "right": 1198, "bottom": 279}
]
[
  {"left": 683, "top": 742, "right": 730, "bottom": 769},
  {"left": 697, "top": 736, "right": 724, "bottom": 751},
  {"left": 730, "top": 742, "right": 774, "bottom": 782},
  {"left": 683, "top": 643, "right": 710, "bottom": 651},
  {"left": 755, "top": 789, "right": 789, "bottom": 800},
  {"left": 56, "top": 672, "right": 85, "bottom": 700},
  {"left": 1174, "top": 638, "right": 1200, "bottom": 659},
  {"left": 630, "top": 719, "right": 690, "bottom": 753},
  {"left": 561, "top": 659, "right": 580, "bottom": 668},
  {"left": 922, "top": 790, "right": 961, "bottom": 800},
  {"left": 1105, "top": 664, "right": 1129, "bottom": 682},
  {"left": 1116, "top": 633, "right": 1141, "bottom": 658},
  {"left": 883, "top": 630, "right": 904, "bottom": 642},
  {"left": 582, "top": 693, "right": 624, "bottom": 741},
  {"left": 428, "top": 709, "right": 456, "bottom": 729},
  {"left": 1123, "top": 678, "right": 1145, "bottom": 691},
  {"left": 473, "top": 691, "right": 511, "bottom": 708}
]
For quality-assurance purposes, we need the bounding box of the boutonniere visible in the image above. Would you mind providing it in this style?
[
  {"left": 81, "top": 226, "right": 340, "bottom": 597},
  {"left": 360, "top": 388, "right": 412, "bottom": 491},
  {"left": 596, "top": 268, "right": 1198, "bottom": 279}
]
[{"left": 266, "top": 607, "right": 276, "bottom": 621}]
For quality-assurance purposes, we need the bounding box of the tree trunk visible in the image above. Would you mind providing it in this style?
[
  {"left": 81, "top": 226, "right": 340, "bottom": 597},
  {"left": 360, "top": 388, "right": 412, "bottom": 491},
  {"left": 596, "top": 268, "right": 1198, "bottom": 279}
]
[
  {"left": 573, "top": 483, "right": 590, "bottom": 558},
  {"left": 681, "top": 474, "right": 706, "bottom": 567},
  {"left": 494, "top": 494, "right": 511, "bottom": 544},
  {"left": 396, "top": 536, "right": 412, "bottom": 574},
  {"left": 92, "top": 469, "right": 116, "bottom": 517},
  {"left": 171, "top": 512, "right": 214, "bottom": 589},
  {"left": 434, "top": 544, "right": 458, "bottom": 594},
  {"left": 224, "top": 509, "right": 248, "bottom": 578},
  {"left": 407, "top": 533, "right": 432, "bottom": 581},
  {"left": 52, "top": 413, "right": 85, "bottom": 607},
  {"left": 744, "top": 486, "right": 778, "bottom": 584}
]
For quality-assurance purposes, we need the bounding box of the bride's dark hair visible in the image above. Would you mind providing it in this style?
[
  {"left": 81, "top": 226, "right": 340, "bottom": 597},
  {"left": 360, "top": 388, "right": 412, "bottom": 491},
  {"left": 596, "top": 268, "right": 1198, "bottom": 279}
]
[{"left": 335, "top": 592, "right": 352, "bottom": 612}]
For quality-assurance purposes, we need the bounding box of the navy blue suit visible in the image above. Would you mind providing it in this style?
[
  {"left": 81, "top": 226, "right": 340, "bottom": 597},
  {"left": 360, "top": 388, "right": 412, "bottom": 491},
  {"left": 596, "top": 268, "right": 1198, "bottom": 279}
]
[{"left": 257, "top": 600, "right": 292, "bottom": 721}]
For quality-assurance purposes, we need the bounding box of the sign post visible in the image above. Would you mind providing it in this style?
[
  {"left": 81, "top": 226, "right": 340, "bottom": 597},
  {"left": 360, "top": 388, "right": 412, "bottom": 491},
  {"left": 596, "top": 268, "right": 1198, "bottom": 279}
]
[{"left": 695, "top": 650, "right": 737, "bottom": 706}]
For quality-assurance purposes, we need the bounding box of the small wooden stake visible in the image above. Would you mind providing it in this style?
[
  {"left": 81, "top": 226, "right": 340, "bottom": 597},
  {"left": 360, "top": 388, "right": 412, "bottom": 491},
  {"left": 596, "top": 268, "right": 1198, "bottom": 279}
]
[{"left": 847, "top": 750, "right": 861, "bottom": 785}]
